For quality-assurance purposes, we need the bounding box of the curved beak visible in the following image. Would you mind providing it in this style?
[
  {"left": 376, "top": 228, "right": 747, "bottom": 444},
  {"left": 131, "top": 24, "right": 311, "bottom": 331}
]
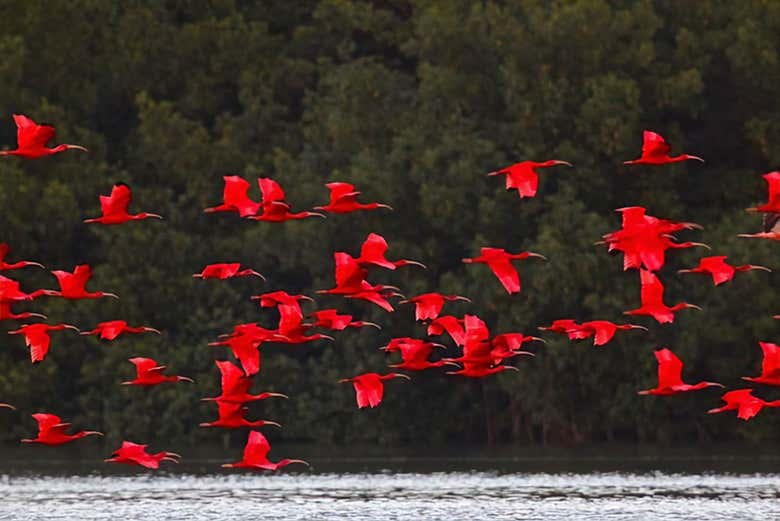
[
  {"left": 689, "top": 155, "right": 705, "bottom": 163},
  {"left": 299, "top": 296, "right": 315, "bottom": 302},
  {"left": 363, "top": 322, "right": 381, "bottom": 329},
  {"left": 554, "top": 161, "right": 573, "bottom": 167},
  {"left": 396, "top": 374, "right": 412, "bottom": 380},
  {"left": 677, "top": 269, "right": 692, "bottom": 274},
  {"left": 148, "top": 214, "right": 163, "bottom": 220},
  {"left": 461, "top": 258, "right": 473, "bottom": 264},
  {"left": 455, "top": 296, "right": 471, "bottom": 302},
  {"left": 64, "top": 325, "right": 80, "bottom": 332},
  {"left": 179, "top": 376, "right": 195, "bottom": 383},
  {"left": 87, "top": 431, "right": 104, "bottom": 437},
  {"left": 66, "top": 145, "right": 88, "bottom": 152},
  {"left": 687, "top": 304, "right": 703, "bottom": 311},
  {"left": 28, "top": 313, "right": 47, "bottom": 319},
  {"left": 630, "top": 325, "right": 649, "bottom": 331},
  {"left": 527, "top": 253, "right": 547, "bottom": 260},
  {"left": 161, "top": 457, "right": 179, "bottom": 463},
  {"left": 503, "top": 366, "right": 521, "bottom": 372},
  {"left": 250, "top": 271, "right": 266, "bottom": 280},
  {"left": 337, "top": 379, "right": 351, "bottom": 384},
  {"left": 405, "top": 261, "right": 427, "bottom": 269},
  {"left": 751, "top": 265, "right": 772, "bottom": 272},
  {"left": 267, "top": 393, "right": 289, "bottom": 399},
  {"left": 444, "top": 361, "right": 461, "bottom": 368},
  {"left": 104, "top": 293, "right": 120, "bottom": 299},
  {"left": 0, "top": 403, "right": 16, "bottom": 410},
  {"left": 527, "top": 336, "right": 547, "bottom": 343},
  {"left": 263, "top": 421, "right": 282, "bottom": 428},
  {"left": 691, "top": 242, "right": 710, "bottom": 250},
  {"left": 377, "top": 204, "right": 393, "bottom": 211},
  {"left": 487, "top": 170, "right": 502, "bottom": 177},
  {"left": 145, "top": 328, "right": 162, "bottom": 334},
  {"left": 25, "top": 262, "right": 45, "bottom": 269},
  {"left": 310, "top": 212, "right": 327, "bottom": 219}
]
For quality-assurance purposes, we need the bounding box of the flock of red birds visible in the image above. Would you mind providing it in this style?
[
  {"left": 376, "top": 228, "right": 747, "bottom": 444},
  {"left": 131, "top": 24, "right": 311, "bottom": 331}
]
[{"left": 0, "top": 117, "right": 779, "bottom": 470}]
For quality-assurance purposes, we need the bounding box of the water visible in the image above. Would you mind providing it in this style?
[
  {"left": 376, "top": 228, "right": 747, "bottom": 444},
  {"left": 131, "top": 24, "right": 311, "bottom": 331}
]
[{"left": 1, "top": 451, "right": 779, "bottom": 520}]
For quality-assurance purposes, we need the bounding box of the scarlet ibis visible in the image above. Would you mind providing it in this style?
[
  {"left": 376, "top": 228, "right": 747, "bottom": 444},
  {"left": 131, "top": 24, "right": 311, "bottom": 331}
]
[
  {"left": 210, "top": 334, "right": 264, "bottom": 376},
  {"left": 318, "top": 253, "right": 403, "bottom": 312},
  {"left": 34, "top": 265, "right": 118, "bottom": 300},
  {"left": 623, "top": 130, "right": 703, "bottom": 165},
  {"left": 21, "top": 413, "right": 102, "bottom": 445},
  {"left": 0, "top": 403, "right": 14, "bottom": 410},
  {"left": 9, "top": 323, "right": 79, "bottom": 363},
  {"left": 0, "top": 301, "right": 45, "bottom": 322},
  {"left": 204, "top": 175, "right": 261, "bottom": 217},
  {"left": 121, "top": 357, "right": 193, "bottom": 386},
  {"left": 222, "top": 431, "right": 309, "bottom": 471},
  {"left": 708, "top": 389, "right": 780, "bottom": 420},
  {"left": 399, "top": 293, "right": 470, "bottom": 321},
  {"left": 741, "top": 342, "right": 780, "bottom": 386},
  {"left": 0, "top": 244, "right": 44, "bottom": 271},
  {"left": 0, "top": 114, "right": 87, "bottom": 159},
  {"left": 488, "top": 159, "right": 572, "bottom": 199},
  {"left": 252, "top": 290, "right": 313, "bottom": 308},
  {"left": 542, "top": 319, "right": 647, "bottom": 346},
  {"left": 746, "top": 172, "right": 780, "bottom": 213},
  {"left": 193, "top": 263, "right": 265, "bottom": 280},
  {"left": 444, "top": 315, "right": 533, "bottom": 371},
  {"left": 104, "top": 441, "right": 180, "bottom": 469},
  {"left": 247, "top": 178, "right": 326, "bottom": 221},
  {"left": 275, "top": 303, "right": 335, "bottom": 344},
  {"left": 678, "top": 256, "right": 771, "bottom": 286},
  {"left": 638, "top": 348, "right": 722, "bottom": 396},
  {"left": 80, "top": 320, "right": 160, "bottom": 341},
  {"left": 427, "top": 315, "right": 466, "bottom": 346},
  {"left": 83, "top": 183, "right": 162, "bottom": 225},
  {"left": 199, "top": 401, "right": 281, "bottom": 429},
  {"left": 385, "top": 339, "right": 456, "bottom": 371},
  {"left": 462, "top": 248, "right": 546, "bottom": 294},
  {"left": 306, "top": 309, "right": 380, "bottom": 330},
  {"left": 355, "top": 233, "right": 426, "bottom": 270},
  {"left": 339, "top": 372, "right": 410, "bottom": 408},
  {"left": 202, "top": 360, "right": 288, "bottom": 404},
  {"left": 624, "top": 269, "right": 701, "bottom": 324},
  {"left": 315, "top": 182, "right": 393, "bottom": 214}
]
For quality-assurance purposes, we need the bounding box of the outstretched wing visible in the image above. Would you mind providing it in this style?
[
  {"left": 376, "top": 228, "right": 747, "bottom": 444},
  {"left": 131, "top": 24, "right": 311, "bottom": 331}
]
[
  {"left": 326, "top": 182, "right": 358, "bottom": 205},
  {"left": 14, "top": 114, "right": 55, "bottom": 149},
  {"left": 101, "top": 184, "right": 132, "bottom": 217},
  {"left": 486, "top": 257, "right": 520, "bottom": 294},
  {"left": 258, "top": 178, "right": 286, "bottom": 205},
  {"left": 639, "top": 269, "right": 664, "bottom": 306},
  {"left": 641, "top": 130, "right": 671, "bottom": 158},
  {"left": 655, "top": 348, "right": 684, "bottom": 388},
  {"left": 359, "top": 233, "right": 394, "bottom": 268},
  {"left": 243, "top": 430, "right": 272, "bottom": 465}
]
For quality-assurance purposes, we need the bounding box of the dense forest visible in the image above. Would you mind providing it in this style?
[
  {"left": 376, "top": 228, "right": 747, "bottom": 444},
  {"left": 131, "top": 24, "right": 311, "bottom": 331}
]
[{"left": 0, "top": 0, "right": 777, "bottom": 449}]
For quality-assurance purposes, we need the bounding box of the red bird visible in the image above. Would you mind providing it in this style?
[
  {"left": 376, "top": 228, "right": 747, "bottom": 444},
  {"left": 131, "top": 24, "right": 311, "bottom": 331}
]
[
  {"left": 623, "top": 130, "right": 703, "bottom": 165},
  {"left": 105, "top": 441, "right": 180, "bottom": 469},
  {"left": 746, "top": 172, "right": 780, "bottom": 213},
  {"left": 202, "top": 360, "right": 288, "bottom": 404},
  {"left": 355, "top": 233, "right": 426, "bottom": 270},
  {"left": 306, "top": 309, "right": 380, "bottom": 331},
  {"left": 0, "top": 244, "right": 44, "bottom": 271},
  {"left": 678, "top": 256, "right": 770, "bottom": 286},
  {"left": 35, "top": 265, "right": 118, "bottom": 300},
  {"left": 0, "top": 301, "right": 45, "bottom": 321},
  {"left": 121, "top": 357, "right": 193, "bottom": 386},
  {"left": 318, "top": 253, "right": 403, "bottom": 312},
  {"left": 385, "top": 339, "right": 454, "bottom": 371},
  {"left": 275, "top": 303, "right": 335, "bottom": 344},
  {"left": 222, "top": 431, "right": 309, "bottom": 471},
  {"left": 624, "top": 269, "right": 701, "bottom": 324},
  {"left": 21, "top": 413, "right": 102, "bottom": 446},
  {"left": 0, "top": 274, "right": 39, "bottom": 302},
  {"left": 247, "top": 178, "right": 326, "bottom": 222},
  {"left": 314, "top": 182, "right": 393, "bottom": 214},
  {"left": 210, "top": 324, "right": 287, "bottom": 375},
  {"left": 488, "top": 159, "right": 572, "bottom": 199},
  {"left": 444, "top": 315, "right": 533, "bottom": 375},
  {"left": 638, "top": 348, "right": 722, "bottom": 396},
  {"left": 399, "top": 293, "right": 470, "bottom": 321},
  {"left": 339, "top": 372, "right": 410, "bottom": 408},
  {"left": 199, "top": 401, "right": 281, "bottom": 429},
  {"left": 538, "top": 319, "right": 581, "bottom": 335},
  {"left": 462, "top": 247, "right": 546, "bottom": 294},
  {"left": 193, "top": 263, "right": 265, "bottom": 280},
  {"left": 708, "top": 389, "right": 780, "bottom": 421},
  {"left": 9, "top": 323, "right": 79, "bottom": 363},
  {"left": 80, "top": 320, "right": 160, "bottom": 341},
  {"left": 252, "top": 290, "right": 313, "bottom": 308},
  {"left": 427, "top": 315, "right": 466, "bottom": 346},
  {"left": 204, "top": 175, "right": 261, "bottom": 217},
  {"left": 0, "top": 114, "right": 87, "bottom": 159},
  {"left": 741, "top": 342, "right": 780, "bottom": 386},
  {"left": 569, "top": 320, "right": 648, "bottom": 346},
  {"left": 83, "top": 183, "right": 163, "bottom": 225}
]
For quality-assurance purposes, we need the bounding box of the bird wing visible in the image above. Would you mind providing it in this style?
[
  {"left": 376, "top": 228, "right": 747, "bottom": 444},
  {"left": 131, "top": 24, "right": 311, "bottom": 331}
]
[
  {"left": 217, "top": 401, "right": 246, "bottom": 421},
  {"left": 258, "top": 178, "right": 286, "bottom": 205},
  {"left": 764, "top": 172, "right": 780, "bottom": 207},
  {"left": 14, "top": 114, "right": 55, "bottom": 149},
  {"left": 99, "top": 184, "right": 132, "bottom": 217},
  {"left": 641, "top": 130, "right": 671, "bottom": 158},
  {"left": 326, "top": 182, "right": 359, "bottom": 205},
  {"left": 486, "top": 257, "right": 520, "bottom": 293},
  {"left": 129, "top": 357, "right": 161, "bottom": 376},
  {"left": 759, "top": 342, "right": 780, "bottom": 378},
  {"left": 334, "top": 252, "right": 367, "bottom": 290},
  {"left": 428, "top": 316, "right": 466, "bottom": 345},
  {"left": 216, "top": 360, "right": 249, "bottom": 397},
  {"left": 583, "top": 321, "right": 617, "bottom": 346},
  {"left": 737, "top": 399, "right": 764, "bottom": 421},
  {"left": 506, "top": 163, "right": 539, "bottom": 198},
  {"left": 413, "top": 293, "right": 444, "bottom": 321},
  {"left": 56, "top": 264, "right": 92, "bottom": 294},
  {"left": 97, "top": 321, "right": 125, "bottom": 340},
  {"left": 639, "top": 269, "right": 664, "bottom": 306},
  {"left": 350, "top": 290, "right": 394, "bottom": 312},
  {"left": 277, "top": 303, "right": 304, "bottom": 336},
  {"left": 655, "top": 348, "right": 684, "bottom": 388},
  {"left": 359, "top": 233, "right": 394, "bottom": 268},
  {"left": 27, "top": 329, "right": 52, "bottom": 363},
  {"left": 242, "top": 430, "right": 272, "bottom": 465},
  {"left": 720, "top": 389, "right": 755, "bottom": 408},
  {"left": 32, "top": 413, "right": 64, "bottom": 435}
]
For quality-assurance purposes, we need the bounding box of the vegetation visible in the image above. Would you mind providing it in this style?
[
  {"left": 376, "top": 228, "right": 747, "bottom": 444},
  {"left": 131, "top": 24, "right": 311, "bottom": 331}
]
[{"left": 0, "top": 0, "right": 777, "bottom": 448}]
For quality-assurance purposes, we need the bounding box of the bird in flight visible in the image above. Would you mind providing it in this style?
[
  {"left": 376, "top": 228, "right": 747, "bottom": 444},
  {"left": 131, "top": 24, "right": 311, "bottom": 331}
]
[
  {"left": 708, "top": 389, "right": 780, "bottom": 421},
  {"left": 222, "top": 431, "right": 309, "bottom": 471},
  {"left": 677, "top": 256, "right": 770, "bottom": 286},
  {"left": 399, "top": 293, "right": 470, "bottom": 321},
  {"left": 204, "top": 175, "right": 262, "bottom": 217},
  {"left": 0, "top": 243, "right": 44, "bottom": 271},
  {"left": 488, "top": 159, "right": 572, "bottom": 199},
  {"left": 21, "top": 413, "right": 102, "bottom": 446},
  {"left": 339, "top": 372, "right": 410, "bottom": 408},
  {"left": 199, "top": 401, "right": 281, "bottom": 429},
  {"left": 314, "top": 182, "right": 393, "bottom": 214},
  {"left": 35, "top": 265, "right": 119, "bottom": 300},
  {"left": 0, "top": 114, "right": 87, "bottom": 159},
  {"left": 104, "top": 441, "right": 180, "bottom": 469},
  {"left": 9, "top": 323, "right": 80, "bottom": 363},
  {"left": 745, "top": 172, "right": 780, "bottom": 214},
  {"left": 638, "top": 348, "right": 722, "bottom": 396},
  {"left": 121, "top": 357, "right": 193, "bottom": 386},
  {"left": 623, "top": 130, "right": 703, "bottom": 165},
  {"left": 83, "top": 183, "right": 163, "bottom": 225},
  {"left": 462, "top": 247, "right": 546, "bottom": 294},
  {"left": 624, "top": 269, "right": 701, "bottom": 324},
  {"left": 80, "top": 320, "right": 160, "bottom": 341},
  {"left": 201, "top": 360, "right": 288, "bottom": 404},
  {"left": 193, "top": 263, "right": 265, "bottom": 280},
  {"left": 741, "top": 342, "right": 780, "bottom": 386}
]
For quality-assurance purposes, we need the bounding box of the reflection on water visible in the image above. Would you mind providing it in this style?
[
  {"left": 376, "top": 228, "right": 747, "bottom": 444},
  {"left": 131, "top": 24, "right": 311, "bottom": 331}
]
[{"left": 1, "top": 469, "right": 780, "bottom": 520}]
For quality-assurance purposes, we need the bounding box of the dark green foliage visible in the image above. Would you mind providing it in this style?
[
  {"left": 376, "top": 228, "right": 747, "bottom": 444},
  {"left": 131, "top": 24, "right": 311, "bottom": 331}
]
[{"left": 0, "top": 1, "right": 777, "bottom": 448}]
